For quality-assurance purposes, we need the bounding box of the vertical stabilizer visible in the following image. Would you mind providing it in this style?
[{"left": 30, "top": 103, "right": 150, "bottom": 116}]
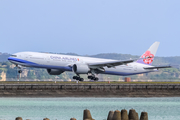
[{"left": 137, "top": 41, "right": 160, "bottom": 65}]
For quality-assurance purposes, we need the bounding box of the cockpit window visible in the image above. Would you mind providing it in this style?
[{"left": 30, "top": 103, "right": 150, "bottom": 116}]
[{"left": 10, "top": 55, "right": 17, "bottom": 57}]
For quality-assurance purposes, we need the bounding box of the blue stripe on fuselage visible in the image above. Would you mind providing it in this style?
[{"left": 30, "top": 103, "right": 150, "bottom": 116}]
[
  {"left": 8, "top": 57, "right": 38, "bottom": 65},
  {"left": 8, "top": 57, "right": 72, "bottom": 71}
]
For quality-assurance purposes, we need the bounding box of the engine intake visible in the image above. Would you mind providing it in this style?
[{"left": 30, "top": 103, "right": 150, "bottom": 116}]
[
  {"left": 47, "top": 69, "right": 64, "bottom": 75},
  {"left": 72, "top": 64, "right": 90, "bottom": 74}
]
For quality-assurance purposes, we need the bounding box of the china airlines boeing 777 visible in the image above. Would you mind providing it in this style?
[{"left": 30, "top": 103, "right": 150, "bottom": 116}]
[{"left": 8, "top": 42, "right": 171, "bottom": 81}]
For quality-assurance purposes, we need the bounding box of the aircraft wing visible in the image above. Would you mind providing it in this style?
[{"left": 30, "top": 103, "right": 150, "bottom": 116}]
[
  {"left": 88, "top": 59, "right": 136, "bottom": 68},
  {"left": 144, "top": 66, "right": 172, "bottom": 70}
]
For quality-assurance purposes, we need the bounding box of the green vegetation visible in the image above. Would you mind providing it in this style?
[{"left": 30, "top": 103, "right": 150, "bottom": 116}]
[{"left": 6, "top": 68, "right": 17, "bottom": 79}]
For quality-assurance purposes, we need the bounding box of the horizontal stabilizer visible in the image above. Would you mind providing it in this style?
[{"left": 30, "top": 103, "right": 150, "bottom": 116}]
[{"left": 144, "top": 66, "right": 172, "bottom": 70}]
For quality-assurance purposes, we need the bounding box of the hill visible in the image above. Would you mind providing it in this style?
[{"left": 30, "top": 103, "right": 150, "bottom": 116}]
[{"left": 0, "top": 53, "right": 10, "bottom": 62}]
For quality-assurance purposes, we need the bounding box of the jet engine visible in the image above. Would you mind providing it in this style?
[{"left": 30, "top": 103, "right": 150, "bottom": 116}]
[
  {"left": 72, "top": 64, "right": 90, "bottom": 74},
  {"left": 47, "top": 69, "right": 64, "bottom": 75}
]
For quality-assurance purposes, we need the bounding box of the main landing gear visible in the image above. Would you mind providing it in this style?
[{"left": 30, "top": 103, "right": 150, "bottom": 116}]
[
  {"left": 73, "top": 76, "right": 84, "bottom": 81},
  {"left": 88, "top": 75, "right": 99, "bottom": 81},
  {"left": 72, "top": 73, "right": 99, "bottom": 81}
]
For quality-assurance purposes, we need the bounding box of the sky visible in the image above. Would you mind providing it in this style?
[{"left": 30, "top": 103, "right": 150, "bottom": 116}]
[{"left": 0, "top": 0, "right": 180, "bottom": 57}]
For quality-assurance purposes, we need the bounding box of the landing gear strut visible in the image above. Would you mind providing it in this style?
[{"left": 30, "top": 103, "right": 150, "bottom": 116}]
[{"left": 16, "top": 65, "right": 23, "bottom": 74}]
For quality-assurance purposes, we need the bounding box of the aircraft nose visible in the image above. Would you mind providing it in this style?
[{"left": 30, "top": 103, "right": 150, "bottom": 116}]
[
  {"left": 8, "top": 57, "right": 12, "bottom": 62},
  {"left": 8, "top": 57, "right": 11, "bottom": 61},
  {"left": 8, "top": 56, "right": 15, "bottom": 62},
  {"left": 8, "top": 56, "right": 15, "bottom": 64}
]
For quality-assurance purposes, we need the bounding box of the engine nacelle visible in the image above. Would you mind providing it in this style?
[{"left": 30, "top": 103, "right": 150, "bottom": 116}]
[
  {"left": 47, "top": 69, "right": 64, "bottom": 75},
  {"left": 72, "top": 64, "right": 90, "bottom": 74}
]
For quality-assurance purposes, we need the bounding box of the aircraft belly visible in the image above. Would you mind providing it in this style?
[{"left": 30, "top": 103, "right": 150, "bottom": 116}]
[{"left": 103, "top": 66, "right": 146, "bottom": 76}]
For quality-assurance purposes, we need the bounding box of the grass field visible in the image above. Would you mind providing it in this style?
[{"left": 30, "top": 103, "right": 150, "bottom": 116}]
[{"left": 0, "top": 81, "right": 180, "bottom": 84}]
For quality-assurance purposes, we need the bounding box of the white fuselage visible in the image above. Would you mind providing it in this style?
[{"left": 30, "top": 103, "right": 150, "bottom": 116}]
[{"left": 8, "top": 52, "right": 155, "bottom": 76}]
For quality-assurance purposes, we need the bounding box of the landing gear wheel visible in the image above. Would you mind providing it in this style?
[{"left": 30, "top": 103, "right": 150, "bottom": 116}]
[
  {"left": 73, "top": 76, "right": 83, "bottom": 81},
  {"left": 76, "top": 77, "right": 80, "bottom": 80},
  {"left": 73, "top": 76, "right": 77, "bottom": 79},
  {"left": 90, "top": 77, "right": 99, "bottom": 81},
  {"left": 88, "top": 76, "right": 93, "bottom": 79},
  {"left": 18, "top": 70, "right": 22, "bottom": 73},
  {"left": 79, "top": 78, "right": 84, "bottom": 81},
  {"left": 95, "top": 77, "right": 99, "bottom": 81}
]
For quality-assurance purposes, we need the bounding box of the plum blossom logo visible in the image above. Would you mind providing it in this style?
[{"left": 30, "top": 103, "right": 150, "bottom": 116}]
[{"left": 141, "top": 51, "right": 154, "bottom": 64}]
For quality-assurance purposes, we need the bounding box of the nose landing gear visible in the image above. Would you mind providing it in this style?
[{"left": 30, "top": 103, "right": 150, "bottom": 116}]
[
  {"left": 18, "top": 70, "right": 22, "bottom": 74},
  {"left": 16, "top": 65, "right": 23, "bottom": 74}
]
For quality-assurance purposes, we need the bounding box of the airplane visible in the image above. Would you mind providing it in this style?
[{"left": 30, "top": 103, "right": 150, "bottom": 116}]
[{"left": 8, "top": 42, "right": 171, "bottom": 81}]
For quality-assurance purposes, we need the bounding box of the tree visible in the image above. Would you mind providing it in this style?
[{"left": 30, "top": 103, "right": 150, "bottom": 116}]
[
  {"left": 6, "top": 68, "right": 17, "bottom": 78},
  {"left": 27, "top": 70, "right": 36, "bottom": 79}
]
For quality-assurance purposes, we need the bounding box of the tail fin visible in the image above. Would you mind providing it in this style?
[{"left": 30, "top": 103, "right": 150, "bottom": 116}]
[{"left": 137, "top": 41, "right": 160, "bottom": 65}]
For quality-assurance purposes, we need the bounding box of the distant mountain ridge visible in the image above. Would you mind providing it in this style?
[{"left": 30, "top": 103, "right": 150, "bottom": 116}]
[{"left": 0, "top": 53, "right": 10, "bottom": 62}]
